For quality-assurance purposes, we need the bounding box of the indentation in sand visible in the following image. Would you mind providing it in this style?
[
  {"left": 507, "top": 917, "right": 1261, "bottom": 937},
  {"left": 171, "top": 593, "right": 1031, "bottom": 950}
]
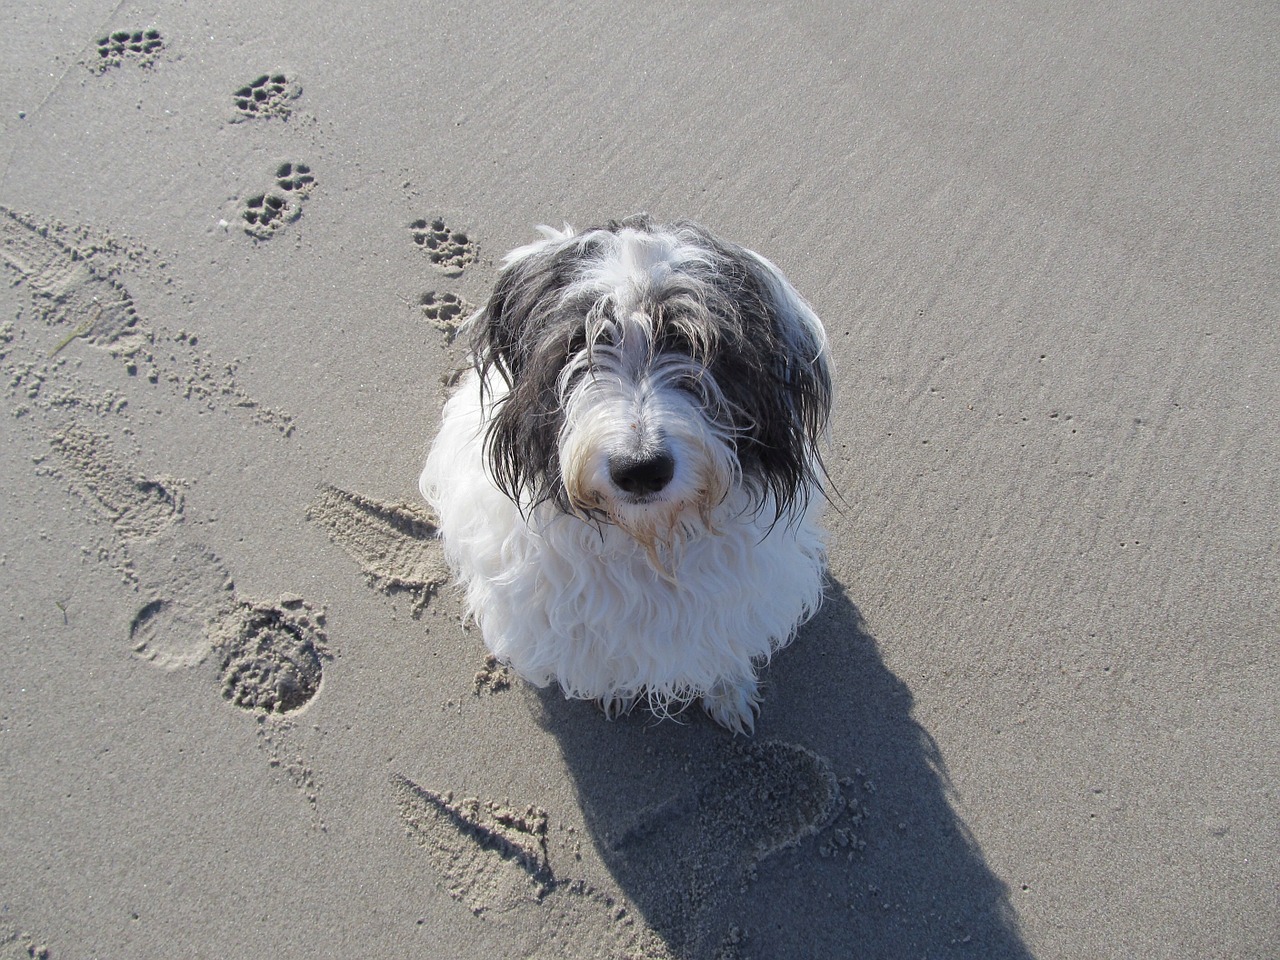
[
  {"left": 90, "top": 29, "right": 164, "bottom": 73},
  {"left": 0, "top": 924, "right": 50, "bottom": 960},
  {"left": 1, "top": 206, "right": 148, "bottom": 357},
  {"left": 305, "top": 485, "right": 448, "bottom": 614},
  {"left": 605, "top": 739, "right": 843, "bottom": 954},
  {"left": 231, "top": 73, "right": 301, "bottom": 122},
  {"left": 0, "top": 206, "right": 293, "bottom": 432},
  {"left": 410, "top": 219, "right": 477, "bottom": 275},
  {"left": 212, "top": 596, "right": 329, "bottom": 713},
  {"left": 242, "top": 163, "right": 315, "bottom": 240},
  {"left": 418, "top": 290, "right": 474, "bottom": 342},
  {"left": 394, "top": 775, "right": 553, "bottom": 912},
  {"left": 47, "top": 425, "right": 184, "bottom": 542},
  {"left": 473, "top": 653, "right": 513, "bottom": 695},
  {"left": 127, "top": 536, "right": 236, "bottom": 669},
  {"left": 392, "top": 744, "right": 841, "bottom": 956}
]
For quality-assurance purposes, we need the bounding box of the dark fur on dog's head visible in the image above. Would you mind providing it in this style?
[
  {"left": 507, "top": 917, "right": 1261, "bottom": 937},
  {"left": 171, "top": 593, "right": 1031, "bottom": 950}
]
[{"left": 469, "top": 215, "right": 832, "bottom": 524}]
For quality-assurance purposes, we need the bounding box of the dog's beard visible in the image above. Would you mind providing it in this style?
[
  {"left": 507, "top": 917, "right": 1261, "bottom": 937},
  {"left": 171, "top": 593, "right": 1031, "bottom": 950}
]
[{"left": 561, "top": 458, "right": 730, "bottom": 581}]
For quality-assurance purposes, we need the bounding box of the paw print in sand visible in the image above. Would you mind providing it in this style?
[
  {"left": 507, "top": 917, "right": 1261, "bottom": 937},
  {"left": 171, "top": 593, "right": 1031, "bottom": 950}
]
[
  {"left": 232, "top": 74, "right": 301, "bottom": 121},
  {"left": 410, "top": 219, "right": 476, "bottom": 275},
  {"left": 418, "top": 291, "right": 474, "bottom": 341},
  {"left": 92, "top": 29, "right": 164, "bottom": 72},
  {"left": 242, "top": 163, "right": 315, "bottom": 239}
]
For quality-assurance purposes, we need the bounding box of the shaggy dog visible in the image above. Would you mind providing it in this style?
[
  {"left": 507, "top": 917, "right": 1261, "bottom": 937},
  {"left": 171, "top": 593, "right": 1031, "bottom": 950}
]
[{"left": 420, "top": 215, "right": 832, "bottom": 733}]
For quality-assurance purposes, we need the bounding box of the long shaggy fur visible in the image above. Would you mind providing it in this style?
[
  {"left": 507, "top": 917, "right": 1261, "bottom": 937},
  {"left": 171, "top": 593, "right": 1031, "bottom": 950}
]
[{"left": 420, "top": 215, "right": 832, "bottom": 733}]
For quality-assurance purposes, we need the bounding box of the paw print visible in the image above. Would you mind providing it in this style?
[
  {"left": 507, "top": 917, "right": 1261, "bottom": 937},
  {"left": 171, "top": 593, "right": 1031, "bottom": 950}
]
[
  {"left": 410, "top": 219, "right": 476, "bottom": 275},
  {"left": 418, "top": 291, "right": 474, "bottom": 342},
  {"left": 92, "top": 29, "right": 164, "bottom": 72},
  {"left": 274, "top": 161, "right": 315, "bottom": 197},
  {"left": 242, "top": 163, "right": 315, "bottom": 239},
  {"left": 232, "top": 74, "right": 300, "bottom": 121}
]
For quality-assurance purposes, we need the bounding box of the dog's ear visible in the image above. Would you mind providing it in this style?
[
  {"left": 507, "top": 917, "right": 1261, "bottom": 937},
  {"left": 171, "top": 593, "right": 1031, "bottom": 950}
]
[
  {"left": 710, "top": 245, "right": 833, "bottom": 516},
  {"left": 746, "top": 250, "right": 833, "bottom": 451},
  {"left": 470, "top": 237, "right": 572, "bottom": 388},
  {"left": 469, "top": 233, "right": 587, "bottom": 507}
]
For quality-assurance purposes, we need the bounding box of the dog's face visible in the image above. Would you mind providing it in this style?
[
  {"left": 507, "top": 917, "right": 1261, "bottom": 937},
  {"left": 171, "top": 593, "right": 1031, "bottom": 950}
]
[{"left": 469, "top": 215, "right": 831, "bottom": 557}]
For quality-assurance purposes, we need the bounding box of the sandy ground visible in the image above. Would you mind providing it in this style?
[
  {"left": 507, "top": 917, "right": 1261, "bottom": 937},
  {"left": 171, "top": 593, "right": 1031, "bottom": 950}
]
[{"left": 1, "top": 1, "right": 1276, "bottom": 957}]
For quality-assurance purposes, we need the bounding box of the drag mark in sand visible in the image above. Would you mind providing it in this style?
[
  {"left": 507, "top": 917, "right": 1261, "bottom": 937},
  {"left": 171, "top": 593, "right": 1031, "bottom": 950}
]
[
  {"left": 393, "top": 774, "right": 673, "bottom": 958},
  {"left": 305, "top": 485, "right": 449, "bottom": 615}
]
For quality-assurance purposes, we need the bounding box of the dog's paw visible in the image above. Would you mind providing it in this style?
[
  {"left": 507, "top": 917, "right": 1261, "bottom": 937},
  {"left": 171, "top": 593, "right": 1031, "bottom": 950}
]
[{"left": 702, "top": 678, "right": 760, "bottom": 736}]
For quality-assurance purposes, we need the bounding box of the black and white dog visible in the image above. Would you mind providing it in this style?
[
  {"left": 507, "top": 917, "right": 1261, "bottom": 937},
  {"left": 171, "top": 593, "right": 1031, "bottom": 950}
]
[{"left": 420, "top": 215, "right": 832, "bottom": 733}]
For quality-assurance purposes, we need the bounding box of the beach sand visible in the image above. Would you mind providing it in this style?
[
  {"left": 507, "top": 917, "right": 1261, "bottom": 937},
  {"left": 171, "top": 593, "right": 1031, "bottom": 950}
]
[{"left": 1, "top": 1, "right": 1275, "bottom": 957}]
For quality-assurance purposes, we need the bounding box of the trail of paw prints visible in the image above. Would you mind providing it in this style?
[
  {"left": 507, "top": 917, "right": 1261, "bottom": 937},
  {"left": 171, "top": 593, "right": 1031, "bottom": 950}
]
[
  {"left": 417, "top": 290, "right": 474, "bottom": 343},
  {"left": 89, "top": 29, "right": 164, "bottom": 73},
  {"left": 1, "top": 205, "right": 294, "bottom": 433},
  {"left": 231, "top": 73, "right": 301, "bottom": 122},
  {"left": 393, "top": 774, "right": 674, "bottom": 959},
  {"left": 305, "top": 485, "right": 449, "bottom": 616},
  {"left": 241, "top": 162, "right": 315, "bottom": 239},
  {"left": 410, "top": 218, "right": 477, "bottom": 275}
]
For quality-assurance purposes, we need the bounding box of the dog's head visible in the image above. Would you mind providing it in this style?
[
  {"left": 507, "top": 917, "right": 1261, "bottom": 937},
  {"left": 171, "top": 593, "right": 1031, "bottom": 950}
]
[{"left": 469, "top": 214, "right": 832, "bottom": 556}]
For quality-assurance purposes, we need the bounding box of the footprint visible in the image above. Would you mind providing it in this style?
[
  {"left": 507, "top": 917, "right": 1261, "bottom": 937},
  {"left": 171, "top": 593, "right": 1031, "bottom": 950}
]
[
  {"left": 231, "top": 73, "right": 301, "bottom": 122},
  {"left": 1, "top": 205, "right": 293, "bottom": 432},
  {"left": 418, "top": 291, "right": 474, "bottom": 342},
  {"left": 410, "top": 219, "right": 477, "bottom": 275},
  {"left": 46, "top": 425, "right": 185, "bottom": 543},
  {"left": 701, "top": 740, "right": 843, "bottom": 863},
  {"left": 393, "top": 775, "right": 553, "bottom": 913},
  {"left": 212, "top": 596, "right": 329, "bottom": 714},
  {"left": 91, "top": 29, "right": 164, "bottom": 73},
  {"left": 127, "top": 536, "right": 236, "bottom": 669},
  {"left": 605, "top": 739, "right": 843, "bottom": 954},
  {"left": 305, "top": 485, "right": 449, "bottom": 615},
  {"left": 0, "top": 206, "right": 148, "bottom": 358},
  {"left": 242, "top": 163, "right": 315, "bottom": 240}
]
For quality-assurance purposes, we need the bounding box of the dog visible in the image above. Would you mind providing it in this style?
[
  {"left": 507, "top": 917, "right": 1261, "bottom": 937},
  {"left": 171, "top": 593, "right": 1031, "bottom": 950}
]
[{"left": 420, "top": 215, "right": 832, "bottom": 734}]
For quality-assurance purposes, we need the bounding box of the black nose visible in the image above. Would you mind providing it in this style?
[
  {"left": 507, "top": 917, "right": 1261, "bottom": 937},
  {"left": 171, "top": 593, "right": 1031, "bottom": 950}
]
[{"left": 609, "top": 451, "right": 675, "bottom": 497}]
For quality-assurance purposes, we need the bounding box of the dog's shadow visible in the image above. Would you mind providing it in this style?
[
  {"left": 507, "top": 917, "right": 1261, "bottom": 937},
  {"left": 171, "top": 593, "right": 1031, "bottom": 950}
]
[{"left": 534, "top": 581, "right": 1035, "bottom": 959}]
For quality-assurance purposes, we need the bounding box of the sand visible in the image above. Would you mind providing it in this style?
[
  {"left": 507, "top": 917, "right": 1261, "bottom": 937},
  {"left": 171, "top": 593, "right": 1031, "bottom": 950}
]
[{"left": 0, "top": 1, "right": 1275, "bottom": 957}]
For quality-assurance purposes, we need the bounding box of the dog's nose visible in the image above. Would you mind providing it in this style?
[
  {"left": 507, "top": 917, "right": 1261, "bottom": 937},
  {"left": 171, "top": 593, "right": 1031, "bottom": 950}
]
[{"left": 609, "top": 451, "right": 675, "bottom": 497}]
